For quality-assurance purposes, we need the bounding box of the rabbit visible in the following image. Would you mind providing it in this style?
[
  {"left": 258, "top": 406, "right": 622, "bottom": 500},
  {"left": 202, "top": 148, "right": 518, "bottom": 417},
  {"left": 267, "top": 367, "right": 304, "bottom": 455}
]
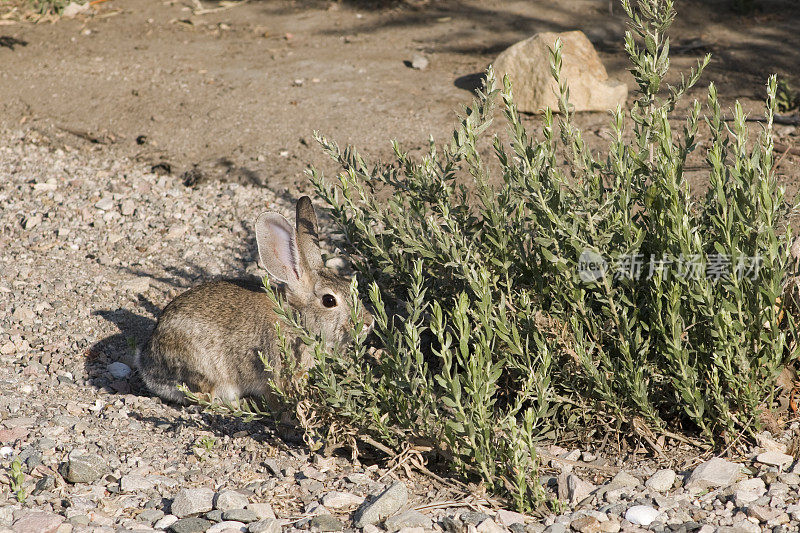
[{"left": 134, "top": 195, "right": 373, "bottom": 404}]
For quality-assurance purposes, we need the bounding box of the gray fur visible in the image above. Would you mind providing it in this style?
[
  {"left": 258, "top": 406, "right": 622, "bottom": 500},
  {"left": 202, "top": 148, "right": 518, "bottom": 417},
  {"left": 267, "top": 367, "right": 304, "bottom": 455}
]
[{"left": 135, "top": 196, "right": 372, "bottom": 404}]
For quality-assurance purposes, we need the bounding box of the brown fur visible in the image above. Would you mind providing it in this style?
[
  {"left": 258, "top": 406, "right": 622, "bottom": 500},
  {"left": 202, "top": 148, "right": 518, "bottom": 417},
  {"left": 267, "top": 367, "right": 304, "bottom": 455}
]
[{"left": 135, "top": 197, "right": 372, "bottom": 404}]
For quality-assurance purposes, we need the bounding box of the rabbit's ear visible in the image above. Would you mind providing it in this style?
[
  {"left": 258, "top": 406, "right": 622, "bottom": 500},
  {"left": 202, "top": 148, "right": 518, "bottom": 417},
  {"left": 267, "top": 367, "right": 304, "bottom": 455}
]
[
  {"left": 255, "top": 212, "right": 303, "bottom": 284},
  {"left": 295, "top": 196, "right": 324, "bottom": 272}
]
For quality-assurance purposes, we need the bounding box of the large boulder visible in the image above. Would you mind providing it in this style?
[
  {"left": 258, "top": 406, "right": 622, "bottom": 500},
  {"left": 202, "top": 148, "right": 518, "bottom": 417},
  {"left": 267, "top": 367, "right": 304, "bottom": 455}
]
[{"left": 492, "top": 31, "right": 627, "bottom": 113}]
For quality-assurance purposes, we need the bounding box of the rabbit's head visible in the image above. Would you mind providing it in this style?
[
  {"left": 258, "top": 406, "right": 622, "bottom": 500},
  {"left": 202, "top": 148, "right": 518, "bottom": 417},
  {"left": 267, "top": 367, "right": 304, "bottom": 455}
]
[{"left": 255, "top": 196, "right": 372, "bottom": 348}]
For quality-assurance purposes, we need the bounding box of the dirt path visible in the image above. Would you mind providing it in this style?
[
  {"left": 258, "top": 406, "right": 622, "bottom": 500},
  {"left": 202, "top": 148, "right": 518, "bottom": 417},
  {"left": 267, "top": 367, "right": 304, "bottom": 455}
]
[{"left": 0, "top": 0, "right": 798, "bottom": 194}]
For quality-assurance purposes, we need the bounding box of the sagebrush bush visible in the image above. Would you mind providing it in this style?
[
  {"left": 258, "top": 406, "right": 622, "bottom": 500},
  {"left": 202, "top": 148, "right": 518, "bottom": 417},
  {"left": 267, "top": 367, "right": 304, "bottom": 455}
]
[{"left": 194, "top": 0, "right": 799, "bottom": 510}]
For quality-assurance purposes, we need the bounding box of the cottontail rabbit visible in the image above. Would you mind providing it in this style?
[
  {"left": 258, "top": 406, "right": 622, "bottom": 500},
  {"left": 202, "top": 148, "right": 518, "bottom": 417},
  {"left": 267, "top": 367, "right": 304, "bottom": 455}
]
[{"left": 135, "top": 196, "right": 372, "bottom": 404}]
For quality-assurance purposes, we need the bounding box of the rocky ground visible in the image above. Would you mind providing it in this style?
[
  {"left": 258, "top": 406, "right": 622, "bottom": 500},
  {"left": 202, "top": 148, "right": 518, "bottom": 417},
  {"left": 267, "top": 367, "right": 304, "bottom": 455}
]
[{"left": 2, "top": 126, "right": 800, "bottom": 533}]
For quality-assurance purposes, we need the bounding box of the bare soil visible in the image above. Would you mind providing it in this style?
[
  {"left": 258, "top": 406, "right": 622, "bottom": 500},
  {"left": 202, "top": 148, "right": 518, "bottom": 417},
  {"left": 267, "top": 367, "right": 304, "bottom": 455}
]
[{"left": 0, "top": 0, "right": 798, "bottom": 196}]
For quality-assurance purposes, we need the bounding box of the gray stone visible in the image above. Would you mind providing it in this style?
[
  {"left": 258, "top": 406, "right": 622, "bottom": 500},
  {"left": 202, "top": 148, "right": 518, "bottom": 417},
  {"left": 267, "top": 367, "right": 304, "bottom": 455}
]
[
  {"left": 205, "top": 510, "right": 224, "bottom": 522},
  {"left": 756, "top": 451, "right": 794, "bottom": 468},
  {"left": 461, "top": 512, "right": 491, "bottom": 526},
  {"left": 68, "top": 514, "right": 90, "bottom": 526},
  {"left": 685, "top": 458, "right": 742, "bottom": 490},
  {"left": 223, "top": 509, "right": 258, "bottom": 523},
  {"left": 95, "top": 197, "right": 114, "bottom": 211},
  {"left": 353, "top": 481, "right": 408, "bottom": 527},
  {"left": 108, "top": 362, "right": 132, "bottom": 380},
  {"left": 309, "top": 514, "right": 343, "bottom": 532},
  {"left": 215, "top": 490, "right": 250, "bottom": 511},
  {"left": 491, "top": 31, "right": 627, "bottom": 114},
  {"left": 385, "top": 510, "right": 432, "bottom": 532},
  {"left": 747, "top": 504, "right": 781, "bottom": 523},
  {"left": 171, "top": 488, "right": 215, "bottom": 518},
  {"left": 345, "top": 473, "right": 370, "bottom": 485},
  {"left": 248, "top": 518, "right": 283, "bottom": 533},
  {"left": 610, "top": 471, "right": 639, "bottom": 488},
  {"left": 246, "top": 503, "right": 275, "bottom": 520},
  {"left": 137, "top": 508, "right": 165, "bottom": 525},
  {"left": 645, "top": 469, "right": 676, "bottom": 492},
  {"left": 169, "top": 517, "right": 213, "bottom": 533},
  {"left": 60, "top": 453, "right": 108, "bottom": 483},
  {"left": 543, "top": 525, "right": 567, "bottom": 533},
  {"left": 22, "top": 214, "right": 41, "bottom": 230},
  {"left": 525, "top": 523, "right": 546, "bottom": 533},
  {"left": 567, "top": 474, "right": 596, "bottom": 504},
  {"left": 120, "top": 474, "right": 154, "bottom": 492},
  {"left": 496, "top": 509, "right": 527, "bottom": 527},
  {"left": 10, "top": 511, "right": 64, "bottom": 533}
]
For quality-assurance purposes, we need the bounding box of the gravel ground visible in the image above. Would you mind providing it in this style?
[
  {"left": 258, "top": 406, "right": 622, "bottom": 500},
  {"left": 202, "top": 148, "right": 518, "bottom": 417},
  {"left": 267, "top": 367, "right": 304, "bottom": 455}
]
[{"left": 2, "top": 128, "right": 800, "bottom": 533}]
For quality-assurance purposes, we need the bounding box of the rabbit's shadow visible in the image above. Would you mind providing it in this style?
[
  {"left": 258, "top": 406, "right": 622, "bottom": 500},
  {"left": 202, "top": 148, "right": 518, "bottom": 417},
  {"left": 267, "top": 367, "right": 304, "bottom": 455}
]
[{"left": 88, "top": 300, "right": 159, "bottom": 398}]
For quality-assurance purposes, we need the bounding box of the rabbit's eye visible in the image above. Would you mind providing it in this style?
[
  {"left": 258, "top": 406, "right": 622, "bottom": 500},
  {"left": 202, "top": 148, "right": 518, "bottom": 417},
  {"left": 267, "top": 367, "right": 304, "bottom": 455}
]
[{"left": 322, "top": 294, "right": 337, "bottom": 308}]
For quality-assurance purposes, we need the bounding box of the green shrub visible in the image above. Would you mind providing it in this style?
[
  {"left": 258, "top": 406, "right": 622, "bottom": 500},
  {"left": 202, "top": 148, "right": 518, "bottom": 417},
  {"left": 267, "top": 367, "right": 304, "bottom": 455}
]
[
  {"left": 26, "top": 0, "right": 73, "bottom": 15},
  {"left": 776, "top": 79, "right": 799, "bottom": 113},
  {"left": 195, "top": 0, "right": 798, "bottom": 510}
]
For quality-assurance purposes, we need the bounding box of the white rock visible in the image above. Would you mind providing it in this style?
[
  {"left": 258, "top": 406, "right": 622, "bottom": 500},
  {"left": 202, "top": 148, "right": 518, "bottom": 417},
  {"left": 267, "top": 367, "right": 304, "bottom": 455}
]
[
  {"left": 728, "top": 520, "right": 761, "bottom": 533},
  {"left": 685, "top": 457, "right": 741, "bottom": 489},
  {"left": 120, "top": 474, "right": 154, "bottom": 492},
  {"left": 0, "top": 506, "right": 13, "bottom": 525},
  {"left": 345, "top": 473, "right": 370, "bottom": 484},
  {"left": 249, "top": 519, "right": 284, "bottom": 533},
  {"left": 733, "top": 477, "right": 766, "bottom": 505},
  {"left": 23, "top": 214, "right": 42, "bottom": 230},
  {"left": 153, "top": 515, "right": 179, "bottom": 529},
  {"left": 756, "top": 450, "right": 794, "bottom": 468},
  {"left": 207, "top": 521, "right": 247, "bottom": 533},
  {"left": 320, "top": 491, "right": 365, "bottom": 509},
  {"left": 645, "top": 469, "right": 676, "bottom": 492},
  {"left": 62, "top": 1, "right": 90, "bottom": 18},
  {"left": 108, "top": 362, "right": 132, "bottom": 380},
  {"left": 624, "top": 505, "right": 660, "bottom": 526},
  {"left": 121, "top": 199, "right": 136, "bottom": 216},
  {"left": 95, "top": 197, "right": 115, "bottom": 211},
  {"left": 476, "top": 518, "right": 505, "bottom": 533},
  {"left": 246, "top": 503, "right": 276, "bottom": 520},
  {"left": 410, "top": 55, "right": 429, "bottom": 70},
  {"left": 396, "top": 528, "right": 425, "bottom": 533},
  {"left": 496, "top": 509, "right": 527, "bottom": 527},
  {"left": 171, "top": 487, "right": 215, "bottom": 517},
  {"left": 214, "top": 489, "right": 250, "bottom": 511},
  {"left": 0, "top": 447, "right": 13, "bottom": 458},
  {"left": 492, "top": 31, "right": 627, "bottom": 114},
  {"left": 166, "top": 225, "right": 188, "bottom": 240}
]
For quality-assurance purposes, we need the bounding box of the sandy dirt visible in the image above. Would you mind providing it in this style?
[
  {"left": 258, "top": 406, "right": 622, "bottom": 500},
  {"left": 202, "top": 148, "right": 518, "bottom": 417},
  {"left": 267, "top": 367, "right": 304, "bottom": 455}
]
[{"left": 0, "top": 0, "right": 798, "bottom": 196}]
